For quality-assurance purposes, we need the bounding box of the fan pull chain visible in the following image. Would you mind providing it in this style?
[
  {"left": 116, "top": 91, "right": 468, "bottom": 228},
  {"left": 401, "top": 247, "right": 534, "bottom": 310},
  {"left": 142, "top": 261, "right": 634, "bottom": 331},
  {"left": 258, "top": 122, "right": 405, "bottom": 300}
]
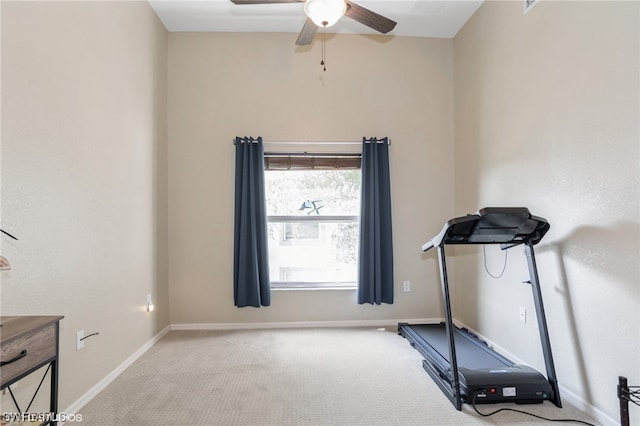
[{"left": 321, "top": 23, "right": 327, "bottom": 71}]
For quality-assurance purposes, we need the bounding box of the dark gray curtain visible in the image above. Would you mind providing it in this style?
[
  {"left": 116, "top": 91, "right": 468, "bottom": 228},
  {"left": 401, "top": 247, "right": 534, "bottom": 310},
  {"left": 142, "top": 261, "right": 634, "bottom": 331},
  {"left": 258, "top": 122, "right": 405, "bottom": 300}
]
[
  {"left": 358, "top": 137, "right": 394, "bottom": 305},
  {"left": 233, "top": 136, "right": 270, "bottom": 307}
]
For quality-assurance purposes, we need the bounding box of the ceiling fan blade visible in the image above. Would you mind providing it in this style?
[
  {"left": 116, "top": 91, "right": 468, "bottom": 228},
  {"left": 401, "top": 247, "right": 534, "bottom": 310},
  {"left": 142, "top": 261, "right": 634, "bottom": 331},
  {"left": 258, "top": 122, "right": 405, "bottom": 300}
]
[
  {"left": 295, "top": 18, "right": 318, "bottom": 45},
  {"left": 230, "top": 0, "right": 302, "bottom": 4},
  {"left": 344, "top": 1, "right": 397, "bottom": 34}
]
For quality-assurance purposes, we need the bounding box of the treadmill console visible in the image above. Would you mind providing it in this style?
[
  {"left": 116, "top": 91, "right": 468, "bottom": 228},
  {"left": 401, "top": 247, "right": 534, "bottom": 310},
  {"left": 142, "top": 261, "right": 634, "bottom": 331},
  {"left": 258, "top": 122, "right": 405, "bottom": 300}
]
[{"left": 424, "top": 207, "right": 550, "bottom": 251}]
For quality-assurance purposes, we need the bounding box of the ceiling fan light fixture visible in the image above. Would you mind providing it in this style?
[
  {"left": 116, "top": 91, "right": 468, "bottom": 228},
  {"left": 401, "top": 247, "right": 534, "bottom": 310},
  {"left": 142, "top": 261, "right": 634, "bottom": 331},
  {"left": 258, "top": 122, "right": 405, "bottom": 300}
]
[{"left": 303, "top": 0, "right": 347, "bottom": 28}]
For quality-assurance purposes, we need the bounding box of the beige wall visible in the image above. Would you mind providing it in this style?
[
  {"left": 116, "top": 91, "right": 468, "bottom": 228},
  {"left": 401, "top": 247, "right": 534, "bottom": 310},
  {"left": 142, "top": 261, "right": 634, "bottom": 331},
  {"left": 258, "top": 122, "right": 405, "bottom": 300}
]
[
  {"left": 167, "top": 33, "right": 455, "bottom": 325},
  {"left": 1, "top": 0, "right": 169, "bottom": 410},
  {"left": 453, "top": 0, "right": 639, "bottom": 422}
]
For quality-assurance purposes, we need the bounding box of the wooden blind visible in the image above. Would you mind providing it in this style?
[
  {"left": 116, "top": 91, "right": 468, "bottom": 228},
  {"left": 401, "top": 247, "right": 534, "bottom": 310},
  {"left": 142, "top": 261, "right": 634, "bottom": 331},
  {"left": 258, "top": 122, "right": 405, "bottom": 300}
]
[{"left": 264, "top": 154, "right": 361, "bottom": 170}]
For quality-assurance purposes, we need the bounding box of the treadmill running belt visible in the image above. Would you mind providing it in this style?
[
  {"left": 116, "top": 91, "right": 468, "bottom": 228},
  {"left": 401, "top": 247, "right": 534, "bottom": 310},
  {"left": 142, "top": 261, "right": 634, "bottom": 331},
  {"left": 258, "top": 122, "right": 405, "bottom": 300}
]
[{"left": 407, "top": 323, "right": 513, "bottom": 370}]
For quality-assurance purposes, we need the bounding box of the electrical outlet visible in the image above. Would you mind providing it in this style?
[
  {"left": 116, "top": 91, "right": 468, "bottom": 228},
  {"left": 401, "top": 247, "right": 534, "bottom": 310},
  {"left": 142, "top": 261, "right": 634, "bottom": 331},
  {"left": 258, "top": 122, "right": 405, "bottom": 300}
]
[
  {"left": 403, "top": 281, "right": 411, "bottom": 292},
  {"left": 76, "top": 330, "right": 84, "bottom": 351},
  {"left": 519, "top": 307, "right": 527, "bottom": 323}
]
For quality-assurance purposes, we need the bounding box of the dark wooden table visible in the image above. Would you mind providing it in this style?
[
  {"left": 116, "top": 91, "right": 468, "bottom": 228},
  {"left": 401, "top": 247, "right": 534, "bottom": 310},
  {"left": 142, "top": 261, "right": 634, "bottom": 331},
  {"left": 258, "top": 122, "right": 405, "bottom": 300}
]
[{"left": 1, "top": 316, "right": 64, "bottom": 425}]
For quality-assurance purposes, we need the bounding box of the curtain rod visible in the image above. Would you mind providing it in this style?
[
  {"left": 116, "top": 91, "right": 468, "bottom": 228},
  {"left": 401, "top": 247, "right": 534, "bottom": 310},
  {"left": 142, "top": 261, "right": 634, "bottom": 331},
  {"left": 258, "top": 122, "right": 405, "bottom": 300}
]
[{"left": 232, "top": 139, "right": 391, "bottom": 146}]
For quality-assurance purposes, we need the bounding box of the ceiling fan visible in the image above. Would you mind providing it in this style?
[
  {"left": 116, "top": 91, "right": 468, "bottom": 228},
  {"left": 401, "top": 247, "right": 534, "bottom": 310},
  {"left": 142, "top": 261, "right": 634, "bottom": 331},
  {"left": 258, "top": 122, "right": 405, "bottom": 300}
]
[{"left": 229, "top": 0, "right": 397, "bottom": 46}]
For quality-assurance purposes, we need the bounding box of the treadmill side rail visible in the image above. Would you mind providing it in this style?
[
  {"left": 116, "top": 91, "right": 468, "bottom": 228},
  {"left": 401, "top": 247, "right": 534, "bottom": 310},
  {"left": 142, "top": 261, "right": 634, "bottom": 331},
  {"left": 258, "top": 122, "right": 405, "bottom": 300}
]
[
  {"left": 437, "top": 244, "right": 462, "bottom": 410},
  {"left": 525, "top": 242, "right": 562, "bottom": 408}
]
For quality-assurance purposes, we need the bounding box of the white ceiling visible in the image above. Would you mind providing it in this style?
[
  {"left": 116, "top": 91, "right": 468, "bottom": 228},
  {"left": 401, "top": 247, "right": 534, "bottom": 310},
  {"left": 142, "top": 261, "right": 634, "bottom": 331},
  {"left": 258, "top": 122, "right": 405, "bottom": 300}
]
[{"left": 149, "top": 0, "right": 484, "bottom": 38}]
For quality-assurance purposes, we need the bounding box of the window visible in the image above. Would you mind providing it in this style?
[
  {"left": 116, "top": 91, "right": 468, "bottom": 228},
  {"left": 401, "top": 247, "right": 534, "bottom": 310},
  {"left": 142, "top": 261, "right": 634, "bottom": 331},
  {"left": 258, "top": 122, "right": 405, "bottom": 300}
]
[{"left": 264, "top": 155, "right": 361, "bottom": 290}]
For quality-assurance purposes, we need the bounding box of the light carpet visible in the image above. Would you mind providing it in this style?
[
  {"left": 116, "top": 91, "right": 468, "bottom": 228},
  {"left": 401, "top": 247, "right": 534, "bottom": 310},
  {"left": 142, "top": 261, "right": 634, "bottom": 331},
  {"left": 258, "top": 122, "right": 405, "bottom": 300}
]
[{"left": 76, "top": 327, "right": 598, "bottom": 425}]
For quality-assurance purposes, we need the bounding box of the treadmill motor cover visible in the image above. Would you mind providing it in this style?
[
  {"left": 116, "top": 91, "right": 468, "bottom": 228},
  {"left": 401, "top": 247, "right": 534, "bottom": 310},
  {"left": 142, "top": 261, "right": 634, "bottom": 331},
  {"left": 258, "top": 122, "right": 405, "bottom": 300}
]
[{"left": 459, "top": 365, "right": 554, "bottom": 404}]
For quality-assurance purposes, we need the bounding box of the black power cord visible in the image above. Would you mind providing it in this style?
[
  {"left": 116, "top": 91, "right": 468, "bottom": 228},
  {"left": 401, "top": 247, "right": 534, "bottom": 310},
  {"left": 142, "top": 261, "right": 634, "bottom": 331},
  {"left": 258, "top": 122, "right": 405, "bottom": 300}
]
[{"left": 471, "top": 390, "right": 597, "bottom": 425}]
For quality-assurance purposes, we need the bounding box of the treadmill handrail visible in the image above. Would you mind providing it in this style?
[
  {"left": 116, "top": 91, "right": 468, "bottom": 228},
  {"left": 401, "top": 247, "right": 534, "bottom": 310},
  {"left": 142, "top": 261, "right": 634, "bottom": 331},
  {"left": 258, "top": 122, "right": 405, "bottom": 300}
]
[{"left": 422, "top": 239, "right": 435, "bottom": 252}]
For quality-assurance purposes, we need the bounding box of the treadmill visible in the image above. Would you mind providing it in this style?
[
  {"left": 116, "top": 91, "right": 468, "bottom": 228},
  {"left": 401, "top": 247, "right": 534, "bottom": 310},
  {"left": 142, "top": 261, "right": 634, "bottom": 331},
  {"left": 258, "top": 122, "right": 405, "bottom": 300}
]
[{"left": 398, "top": 207, "right": 562, "bottom": 410}]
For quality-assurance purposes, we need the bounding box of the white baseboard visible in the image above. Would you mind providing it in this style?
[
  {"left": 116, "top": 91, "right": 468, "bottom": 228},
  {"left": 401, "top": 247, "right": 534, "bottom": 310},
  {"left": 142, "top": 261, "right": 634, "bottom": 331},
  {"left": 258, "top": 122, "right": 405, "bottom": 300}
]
[
  {"left": 170, "top": 318, "right": 439, "bottom": 331},
  {"left": 61, "top": 325, "right": 171, "bottom": 422},
  {"left": 559, "top": 386, "right": 617, "bottom": 426}
]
